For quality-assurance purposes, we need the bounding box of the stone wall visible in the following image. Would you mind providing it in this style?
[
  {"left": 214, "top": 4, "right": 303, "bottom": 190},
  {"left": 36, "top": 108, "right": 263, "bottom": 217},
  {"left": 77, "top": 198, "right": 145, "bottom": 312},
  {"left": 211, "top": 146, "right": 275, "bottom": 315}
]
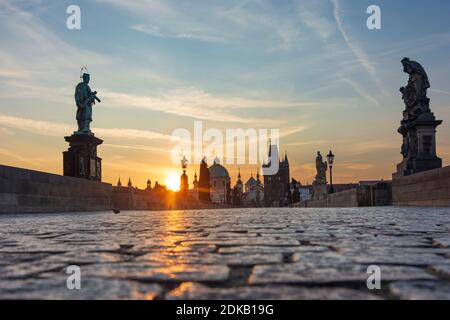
[
  {"left": 369, "top": 182, "right": 392, "bottom": 207},
  {"left": 392, "top": 165, "right": 450, "bottom": 207},
  {"left": 0, "top": 165, "right": 112, "bottom": 213},
  {"left": 305, "top": 188, "right": 365, "bottom": 208},
  {"left": 304, "top": 182, "right": 392, "bottom": 208},
  {"left": 112, "top": 187, "right": 167, "bottom": 211}
]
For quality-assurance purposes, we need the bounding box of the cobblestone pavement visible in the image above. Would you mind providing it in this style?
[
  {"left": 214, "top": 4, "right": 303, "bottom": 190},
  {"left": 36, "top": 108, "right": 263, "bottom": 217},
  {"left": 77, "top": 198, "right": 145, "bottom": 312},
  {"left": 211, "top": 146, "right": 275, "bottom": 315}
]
[{"left": 0, "top": 207, "right": 449, "bottom": 300}]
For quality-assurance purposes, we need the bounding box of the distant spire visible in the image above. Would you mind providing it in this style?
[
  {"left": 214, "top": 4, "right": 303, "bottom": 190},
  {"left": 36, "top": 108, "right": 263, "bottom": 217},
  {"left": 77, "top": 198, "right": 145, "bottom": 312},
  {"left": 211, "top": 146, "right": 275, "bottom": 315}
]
[
  {"left": 194, "top": 170, "right": 198, "bottom": 180},
  {"left": 237, "top": 167, "right": 242, "bottom": 184},
  {"left": 127, "top": 178, "right": 132, "bottom": 188},
  {"left": 284, "top": 152, "right": 289, "bottom": 163},
  {"left": 117, "top": 177, "right": 122, "bottom": 187}
]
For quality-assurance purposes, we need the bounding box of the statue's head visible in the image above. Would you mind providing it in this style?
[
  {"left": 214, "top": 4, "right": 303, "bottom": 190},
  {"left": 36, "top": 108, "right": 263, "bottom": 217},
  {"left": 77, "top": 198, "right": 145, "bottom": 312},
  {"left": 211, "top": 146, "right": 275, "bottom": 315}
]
[
  {"left": 401, "top": 57, "right": 430, "bottom": 88},
  {"left": 82, "top": 73, "right": 90, "bottom": 84},
  {"left": 401, "top": 57, "right": 412, "bottom": 74}
]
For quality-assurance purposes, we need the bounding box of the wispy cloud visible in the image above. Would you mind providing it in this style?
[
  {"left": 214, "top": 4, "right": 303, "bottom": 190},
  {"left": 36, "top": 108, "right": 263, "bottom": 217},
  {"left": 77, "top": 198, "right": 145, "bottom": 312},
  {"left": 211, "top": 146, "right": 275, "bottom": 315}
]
[
  {"left": 0, "top": 114, "right": 71, "bottom": 137},
  {"left": 0, "top": 127, "right": 14, "bottom": 136},
  {"left": 376, "top": 31, "right": 450, "bottom": 59},
  {"left": 96, "top": 128, "right": 172, "bottom": 141},
  {"left": 101, "top": 88, "right": 307, "bottom": 124},
  {"left": 344, "top": 139, "right": 399, "bottom": 155},
  {"left": 99, "top": 0, "right": 306, "bottom": 50},
  {"left": 0, "top": 114, "right": 173, "bottom": 141},
  {"left": 98, "top": 0, "right": 231, "bottom": 44},
  {"left": 296, "top": 1, "right": 334, "bottom": 40},
  {"left": 96, "top": 0, "right": 172, "bottom": 14},
  {"left": 284, "top": 140, "right": 328, "bottom": 147},
  {"left": 216, "top": 1, "right": 303, "bottom": 51},
  {"left": 131, "top": 24, "right": 226, "bottom": 43},
  {"left": 339, "top": 162, "right": 374, "bottom": 170},
  {"left": 0, "top": 147, "right": 36, "bottom": 166},
  {"left": 331, "top": 0, "right": 386, "bottom": 95},
  {"left": 280, "top": 126, "right": 309, "bottom": 138},
  {"left": 103, "top": 143, "right": 174, "bottom": 154},
  {"left": 0, "top": 0, "right": 109, "bottom": 79},
  {"left": 341, "top": 78, "right": 378, "bottom": 105},
  {"left": 430, "top": 88, "right": 450, "bottom": 96}
]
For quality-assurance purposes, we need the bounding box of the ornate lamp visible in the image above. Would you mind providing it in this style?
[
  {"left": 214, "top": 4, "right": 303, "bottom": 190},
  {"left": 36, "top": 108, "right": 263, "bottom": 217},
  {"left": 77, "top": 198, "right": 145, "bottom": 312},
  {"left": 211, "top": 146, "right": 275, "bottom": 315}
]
[
  {"left": 181, "top": 156, "right": 188, "bottom": 173},
  {"left": 327, "top": 150, "right": 335, "bottom": 194}
]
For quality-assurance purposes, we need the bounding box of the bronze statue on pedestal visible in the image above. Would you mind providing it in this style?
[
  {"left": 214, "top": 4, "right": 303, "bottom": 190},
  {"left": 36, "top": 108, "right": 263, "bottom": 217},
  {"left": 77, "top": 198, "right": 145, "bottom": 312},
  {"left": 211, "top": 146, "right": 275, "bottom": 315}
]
[{"left": 74, "top": 67, "right": 101, "bottom": 135}]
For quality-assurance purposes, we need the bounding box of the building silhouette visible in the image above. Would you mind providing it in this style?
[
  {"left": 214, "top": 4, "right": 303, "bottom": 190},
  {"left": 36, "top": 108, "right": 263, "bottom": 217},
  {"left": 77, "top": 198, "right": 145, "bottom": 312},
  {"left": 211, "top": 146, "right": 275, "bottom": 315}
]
[
  {"left": 262, "top": 143, "right": 290, "bottom": 207},
  {"left": 180, "top": 170, "right": 188, "bottom": 194},
  {"left": 198, "top": 157, "right": 210, "bottom": 202},
  {"left": 208, "top": 157, "right": 231, "bottom": 205},
  {"left": 232, "top": 169, "right": 244, "bottom": 206},
  {"left": 244, "top": 172, "right": 264, "bottom": 206}
]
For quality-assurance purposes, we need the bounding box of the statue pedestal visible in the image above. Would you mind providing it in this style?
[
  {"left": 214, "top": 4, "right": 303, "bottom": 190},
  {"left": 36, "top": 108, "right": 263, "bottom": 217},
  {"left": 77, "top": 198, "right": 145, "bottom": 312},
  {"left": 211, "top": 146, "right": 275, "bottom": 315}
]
[
  {"left": 63, "top": 134, "right": 103, "bottom": 181},
  {"left": 394, "top": 113, "right": 442, "bottom": 178},
  {"left": 312, "top": 183, "right": 327, "bottom": 200}
]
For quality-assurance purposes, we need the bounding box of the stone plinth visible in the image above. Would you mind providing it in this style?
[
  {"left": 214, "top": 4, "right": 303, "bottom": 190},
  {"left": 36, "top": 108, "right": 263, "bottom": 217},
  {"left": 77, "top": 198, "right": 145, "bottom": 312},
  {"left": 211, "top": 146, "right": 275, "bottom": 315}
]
[
  {"left": 312, "top": 183, "right": 327, "bottom": 200},
  {"left": 63, "top": 134, "right": 103, "bottom": 181},
  {"left": 394, "top": 113, "right": 442, "bottom": 178}
]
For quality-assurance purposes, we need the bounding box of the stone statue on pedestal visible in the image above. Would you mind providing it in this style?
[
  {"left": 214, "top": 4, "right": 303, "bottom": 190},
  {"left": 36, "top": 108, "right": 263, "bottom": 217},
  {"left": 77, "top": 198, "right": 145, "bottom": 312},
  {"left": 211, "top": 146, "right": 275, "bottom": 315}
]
[
  {"left": 63, "top": 68, "right": 103, "bottom": 181},
  {"left": 314, "top": 151, "right": 328, "bottom": 185},
  {"left": 312, "top": 151, "right": 328, "bottom": 199},
  {"left": 394, "top": 58, "right": 442, "bottom": 178},
  {"left": 74, "top": 69, "right": 101, "bottom": 135}
]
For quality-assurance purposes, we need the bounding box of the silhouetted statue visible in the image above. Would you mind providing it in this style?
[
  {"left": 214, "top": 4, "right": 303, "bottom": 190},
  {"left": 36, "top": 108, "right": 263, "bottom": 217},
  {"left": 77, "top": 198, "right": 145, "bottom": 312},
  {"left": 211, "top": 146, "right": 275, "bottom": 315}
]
[
  {"left": 400, "top": 57, "right": 431, "bottom": 118},
  {"left": 74, "top": 69, "right": 101, "bottom": 135},
  {"left": 314, "top": 151, "right": 327, "bottom": 185},
  {"left": 311, "top": 151, "right": 328, "bottom": 199},
  {"left": 394, "top": 58, "right": 442, "bottom": 177},
  {"left": 64, "top": 69, "right": 103, "bottom": 181}
]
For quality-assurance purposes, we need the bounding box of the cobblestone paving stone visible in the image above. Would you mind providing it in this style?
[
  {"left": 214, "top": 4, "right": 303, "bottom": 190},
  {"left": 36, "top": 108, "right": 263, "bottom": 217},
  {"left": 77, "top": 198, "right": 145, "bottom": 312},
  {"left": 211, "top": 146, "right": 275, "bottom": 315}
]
[{"left": 0, "top": 207, "right": 449, "bottom": 300}]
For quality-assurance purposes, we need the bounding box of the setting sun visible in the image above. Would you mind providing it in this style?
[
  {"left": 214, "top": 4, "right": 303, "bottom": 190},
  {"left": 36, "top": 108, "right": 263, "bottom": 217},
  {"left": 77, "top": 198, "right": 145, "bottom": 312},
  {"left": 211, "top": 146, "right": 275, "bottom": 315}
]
[{"left": 165, "top": 173, "right": 180, "bottom": 192}]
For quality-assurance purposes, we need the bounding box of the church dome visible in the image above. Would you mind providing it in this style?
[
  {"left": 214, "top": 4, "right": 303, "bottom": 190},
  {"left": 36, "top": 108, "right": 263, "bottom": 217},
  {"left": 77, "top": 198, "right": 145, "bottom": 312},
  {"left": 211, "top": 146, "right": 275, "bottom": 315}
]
[{"left": 209, "top": 163, "right": 230, "bottom": 178}]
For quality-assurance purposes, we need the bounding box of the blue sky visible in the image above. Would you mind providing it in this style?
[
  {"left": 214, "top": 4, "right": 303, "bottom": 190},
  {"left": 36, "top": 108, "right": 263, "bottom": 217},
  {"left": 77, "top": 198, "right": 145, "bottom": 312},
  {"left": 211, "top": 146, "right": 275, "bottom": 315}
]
[{"left": 0, "top": 0, "right": 449, "bottom": 187}]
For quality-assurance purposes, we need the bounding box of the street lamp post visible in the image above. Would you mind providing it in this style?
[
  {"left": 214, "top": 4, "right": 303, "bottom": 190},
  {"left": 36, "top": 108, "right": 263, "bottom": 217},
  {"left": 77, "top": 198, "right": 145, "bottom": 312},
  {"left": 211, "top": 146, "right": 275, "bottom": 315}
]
[
  {"left": 180, "top": 156, "right": 188, "bottom": 193},
  {"left": 327, "top": 150, "right": 335, "bottom": 194}
]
